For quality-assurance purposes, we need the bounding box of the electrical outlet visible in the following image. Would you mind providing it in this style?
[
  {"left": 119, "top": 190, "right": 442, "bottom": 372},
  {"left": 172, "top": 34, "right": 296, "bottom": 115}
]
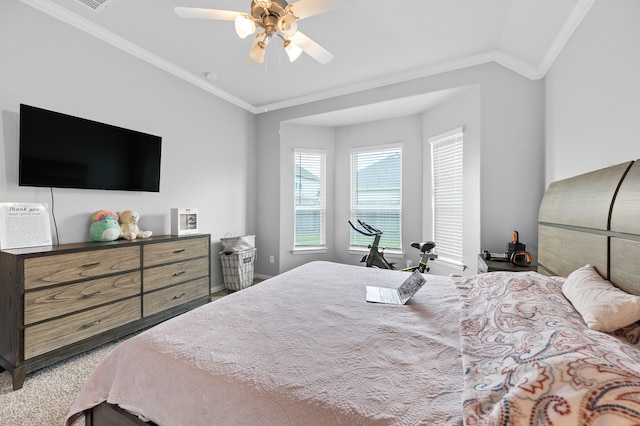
[
  {"left": 269, "top": 255, "right": 274, "bottom": 264},
  {"left": 406, "top": 259, "right": 413, "bottom": 268}
]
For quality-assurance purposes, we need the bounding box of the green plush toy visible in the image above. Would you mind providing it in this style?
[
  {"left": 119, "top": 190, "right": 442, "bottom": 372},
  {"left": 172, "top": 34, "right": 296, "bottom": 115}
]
[{"left": 89, "top": 210, "right": 121, "bottom": 242}]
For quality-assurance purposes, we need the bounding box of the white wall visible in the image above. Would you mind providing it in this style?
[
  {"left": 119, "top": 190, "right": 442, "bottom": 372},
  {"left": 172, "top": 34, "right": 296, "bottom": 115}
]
[
  {"left": 545, "top": 0, "right": 640, "bottom": 185},
  {"left": 479, "top": 65, "right": 545, "bottom": 259},
  {"left": 276, "top": 90, "right": 484, "bottom": 276},
  {"left": 277, "top": 115, "right": 435, "bottom": 274},
  {"left": 333, "top": 115, "right": 424, "bottom": 268},
  {"left": 278, "top": 123, "right": 335, "bottom": 272},
  {"left": 0, "top": 1, "right": 256, "bottom": 289},
  {"left": 423, "top": 86, "right": 482, "bottom": 275},
  {"left": 256, "top": 63, "right": 544, "bottom": 275}
]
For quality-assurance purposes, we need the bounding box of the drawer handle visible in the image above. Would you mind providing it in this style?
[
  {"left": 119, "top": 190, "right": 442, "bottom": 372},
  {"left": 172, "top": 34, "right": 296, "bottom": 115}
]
[
  {"left": 82, "top": 262, "right": 101, "bottom": 268},
  {"left": 173, "top": 271, "right": 186, "bottom": 277},
  {"left": 82, "top": 321, "right": 97, "bottom": 328},
  {"left": 173, "top": 292, "right": 186, "bottom": 299},
  {"left": 173, "top": 249, "right": 186, "bottom": 254},
  {"left": 82, "top": 291, "right": 101, "bottom": 299}
]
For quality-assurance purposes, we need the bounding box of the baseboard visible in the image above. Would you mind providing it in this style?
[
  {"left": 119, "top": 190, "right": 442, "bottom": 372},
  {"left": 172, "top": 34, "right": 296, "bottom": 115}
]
[
  {"left": 211, "top": 275, "right": 271, "bottom": 294},
  {"left": 210, "top": 284, "right": 225, "bottom": 293},
  {"left": 254, "top": 273, "right": 272, "bottom": 280}
]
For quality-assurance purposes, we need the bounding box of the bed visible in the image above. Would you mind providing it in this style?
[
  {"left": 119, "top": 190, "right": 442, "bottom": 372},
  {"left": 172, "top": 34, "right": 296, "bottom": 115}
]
[{"left": 67, "top": 160, "right": 640, "bottom": 425}]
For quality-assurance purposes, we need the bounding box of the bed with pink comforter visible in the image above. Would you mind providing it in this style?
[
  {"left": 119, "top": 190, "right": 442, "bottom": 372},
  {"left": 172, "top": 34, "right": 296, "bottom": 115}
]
[
  {"left": 67, "top": 261, "right": 464, "bottom": 425},
  {"left": 66, "top": 261, "right": 640, "bottom": 425}
]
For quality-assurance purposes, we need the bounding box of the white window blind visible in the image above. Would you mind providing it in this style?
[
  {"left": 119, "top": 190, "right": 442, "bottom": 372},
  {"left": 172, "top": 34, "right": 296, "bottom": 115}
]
[
  {"left": 350, "top": 145, "right": 402, "bottom": 250},
  {"left": 294, "top": 149, "right": 326, "bottom": 248},
  {"left": 430, "top": 129, "right": 463, "bottom": 264}
]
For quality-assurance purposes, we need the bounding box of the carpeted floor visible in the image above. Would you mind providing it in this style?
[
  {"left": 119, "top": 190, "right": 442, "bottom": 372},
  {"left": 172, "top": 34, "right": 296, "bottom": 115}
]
[
  {"left": 0, "top": 290, "right": 232, "bottom": 426},
  {"left": 0, "top": 338, "right": 124, "bottom": 426}
]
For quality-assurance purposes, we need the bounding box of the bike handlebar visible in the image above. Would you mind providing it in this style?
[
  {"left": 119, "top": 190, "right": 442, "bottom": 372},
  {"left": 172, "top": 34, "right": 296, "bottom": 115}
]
[
  {"left": 348, "top": 220, "right": 382, "bottom": 237},
  {"left": 359, "top": 220, "right": 379, "bottom": 234}
]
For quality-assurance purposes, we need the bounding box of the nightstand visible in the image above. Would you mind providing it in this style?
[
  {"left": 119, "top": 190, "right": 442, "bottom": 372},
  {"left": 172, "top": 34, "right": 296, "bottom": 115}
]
[{"left": 477, "top": 254, "right": 537, "bottom": 273}]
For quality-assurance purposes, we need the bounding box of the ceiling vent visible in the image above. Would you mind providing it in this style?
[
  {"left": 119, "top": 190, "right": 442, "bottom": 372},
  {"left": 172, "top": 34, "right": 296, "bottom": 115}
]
[{"left": 76, "top": 0, "right": 119, "bottom": 13}]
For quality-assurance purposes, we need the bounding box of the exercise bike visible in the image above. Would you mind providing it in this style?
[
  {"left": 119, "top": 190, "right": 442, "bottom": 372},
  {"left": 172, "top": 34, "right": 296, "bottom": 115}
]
[{"left": 348, "top": 220, "right": 437, "bottom": 273}]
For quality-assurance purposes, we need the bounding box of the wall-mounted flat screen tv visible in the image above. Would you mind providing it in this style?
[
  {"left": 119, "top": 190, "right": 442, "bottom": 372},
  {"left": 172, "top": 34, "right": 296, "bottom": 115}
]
[{"left": 19, "top": 104, "right": 162, "bottom": 192}]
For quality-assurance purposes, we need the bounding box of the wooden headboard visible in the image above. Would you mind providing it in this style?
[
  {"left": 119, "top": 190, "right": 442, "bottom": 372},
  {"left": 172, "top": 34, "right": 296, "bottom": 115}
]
[{"left": 538, "top": 160, "right": 640, "bottom": 295}]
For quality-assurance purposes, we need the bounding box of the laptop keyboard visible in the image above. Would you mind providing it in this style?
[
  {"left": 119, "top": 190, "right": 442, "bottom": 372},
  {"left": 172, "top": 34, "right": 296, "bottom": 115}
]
[{"left": 378, "top": 287, "right": 400, "bottom": 304}]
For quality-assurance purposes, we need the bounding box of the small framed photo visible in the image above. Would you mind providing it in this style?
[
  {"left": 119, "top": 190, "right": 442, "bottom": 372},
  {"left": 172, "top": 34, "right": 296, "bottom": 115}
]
[{"left": 171, "top": 208, "right": 199, "bottom": 235}]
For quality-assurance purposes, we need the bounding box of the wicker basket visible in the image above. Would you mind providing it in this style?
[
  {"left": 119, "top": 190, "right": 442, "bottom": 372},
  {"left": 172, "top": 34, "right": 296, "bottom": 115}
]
[{"left": 219, "top": 249, "right": 256, "bottom": 291}]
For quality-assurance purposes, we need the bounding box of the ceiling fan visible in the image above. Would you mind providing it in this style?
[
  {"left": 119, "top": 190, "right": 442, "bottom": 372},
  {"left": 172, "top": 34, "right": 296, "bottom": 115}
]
[{"left": 175, "top": 0, "right": 339, "bottom": 64}]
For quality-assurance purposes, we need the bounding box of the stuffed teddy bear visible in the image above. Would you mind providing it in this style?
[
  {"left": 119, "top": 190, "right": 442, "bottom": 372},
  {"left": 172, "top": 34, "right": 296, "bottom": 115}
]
[
  {"left": 119, "top": 210, "right": 152, "bottom": 240},
  {"left": 89, "top": 210, "right": 121, "bottom": 242}
]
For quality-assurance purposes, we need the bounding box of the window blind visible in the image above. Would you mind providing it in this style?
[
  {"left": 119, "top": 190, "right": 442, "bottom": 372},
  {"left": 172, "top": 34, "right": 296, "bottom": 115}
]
[
  {"left": 350, "top": 145, "right": 402, "bottom": 250},
  {"left": 430, "top": 129, "right": 463, "bottom": 264},
  {"left": 294, "top": 149, "right": 326, "bottom": 248}
]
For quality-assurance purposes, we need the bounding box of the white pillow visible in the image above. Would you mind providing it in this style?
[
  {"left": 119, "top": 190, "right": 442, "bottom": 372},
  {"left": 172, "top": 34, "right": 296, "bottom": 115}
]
[{"left": 562, "top": 264, "right": 640, "bottom": 332}]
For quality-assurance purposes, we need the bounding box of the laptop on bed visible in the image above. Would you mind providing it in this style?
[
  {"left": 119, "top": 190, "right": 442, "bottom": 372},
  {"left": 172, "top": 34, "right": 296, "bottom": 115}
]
[{"left": 366, "top": 270, "right": 426, "bottom": 305}]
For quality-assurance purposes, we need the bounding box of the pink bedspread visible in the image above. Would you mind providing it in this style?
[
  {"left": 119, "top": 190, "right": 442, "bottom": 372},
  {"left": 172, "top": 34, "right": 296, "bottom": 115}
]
[
  {"left": 457, "top": 271, "right": 640, "bottom": 425},
  {"left": 66, "top": 261, "right": 463, "bottom": 425}
]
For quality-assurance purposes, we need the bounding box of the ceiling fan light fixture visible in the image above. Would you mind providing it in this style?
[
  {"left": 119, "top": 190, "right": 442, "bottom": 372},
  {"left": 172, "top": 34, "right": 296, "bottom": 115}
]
[
  {"left": 284, "top": 39, "right": 303, "bottom": 62},
  {"left": 249, "top": 36, "right": 268, "bottom": 63},
  {"left": 254, "top": 0, "right": 272, "bottom": 10},
  {"left": 175, "top": 0, "right": 337, "bottom": 65},
  {"left": 277, "top": 13, "right": 298, "bottom": 37},
  {"left": 234, "top": 14, "right": 256, "bottom": 39}
]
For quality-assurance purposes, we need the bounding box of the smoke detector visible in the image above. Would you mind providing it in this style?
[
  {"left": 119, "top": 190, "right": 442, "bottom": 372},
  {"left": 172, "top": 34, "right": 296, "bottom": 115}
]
[{"left": 75, "top": 0, "right": 119, "bottom": 13}]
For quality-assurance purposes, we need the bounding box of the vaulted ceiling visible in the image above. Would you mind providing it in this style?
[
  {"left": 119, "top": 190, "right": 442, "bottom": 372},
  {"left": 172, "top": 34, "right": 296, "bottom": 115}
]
[{"left": 22, "top": 0, "right": 593, "bottom": 115}]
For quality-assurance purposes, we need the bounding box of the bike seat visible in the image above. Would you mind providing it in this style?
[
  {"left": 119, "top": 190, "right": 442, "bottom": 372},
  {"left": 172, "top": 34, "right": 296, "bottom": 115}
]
[{"left": 411, "top": 241, "right": 435, "bottom": 253}]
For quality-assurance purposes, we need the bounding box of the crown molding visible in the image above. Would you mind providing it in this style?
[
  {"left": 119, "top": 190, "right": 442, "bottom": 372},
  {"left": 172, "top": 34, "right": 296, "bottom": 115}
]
[
  {"left": 258, "top": 51, "right": 540, "bottom": 113},
  {"left": 21, "top": 0, "right": 594, "bottom": 115},
  {"left": 20, "top": 0, "right": 258, "bottom": 113},
  {"left": 536, "top": 0, "right": 595, "bottom": 78},
  {"left": 260, "top": 0, "right": 596, "bottom": 114}
]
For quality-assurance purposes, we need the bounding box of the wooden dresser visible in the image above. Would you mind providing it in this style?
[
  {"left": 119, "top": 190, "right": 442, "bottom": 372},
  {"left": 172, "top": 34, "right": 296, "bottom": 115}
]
[{"left": 0, "top": 234, "right": 210, "bottom": 390}]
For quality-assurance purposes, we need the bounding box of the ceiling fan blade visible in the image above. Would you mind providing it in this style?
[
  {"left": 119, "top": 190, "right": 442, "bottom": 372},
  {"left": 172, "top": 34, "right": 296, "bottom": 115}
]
[
  {"left": 290, "top": 31, "right": 334, "bottom": 64},
  {"left": 288, "top": 0, "right": 342, "bottom": 20},
  {"left": 174, "top": 7, "right": 242, "bottom": 21}
]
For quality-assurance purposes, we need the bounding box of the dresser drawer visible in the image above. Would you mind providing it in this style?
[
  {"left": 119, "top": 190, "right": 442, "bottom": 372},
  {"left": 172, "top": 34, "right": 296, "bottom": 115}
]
[
  {"left": 24, "top": 272, "right": 141, "bottom": 325},
  {"left": 24, "top": 247, "right": 140, "bottom": 290},
  {"left": 143, "top": 238, "right": 209, "bottom": 268},
  {"left": 143, "top": 277, "right": 209, "bottom": 317},
  {"left": 24, "top": 297, "right": 141, "bottom": 359},
  {"left": 143, "top": 257, "right": 209, "bottom": 292}
]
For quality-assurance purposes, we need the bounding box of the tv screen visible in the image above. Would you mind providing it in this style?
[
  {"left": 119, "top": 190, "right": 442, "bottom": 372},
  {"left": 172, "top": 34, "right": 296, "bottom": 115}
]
[{"left": 19, "top": 104, "right": 162, "bottom": 192}]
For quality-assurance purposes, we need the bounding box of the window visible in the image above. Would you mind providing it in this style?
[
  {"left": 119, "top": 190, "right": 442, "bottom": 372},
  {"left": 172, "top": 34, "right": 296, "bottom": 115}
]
[
  {"left": 350, "top": 145, "right": 402, "bottom": 251},
  {"left": 294, "top": 149, "right": 326, "bottom": 248},
  {"left": 430, "top": 128, "right": 464, "bottom": 265}
]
